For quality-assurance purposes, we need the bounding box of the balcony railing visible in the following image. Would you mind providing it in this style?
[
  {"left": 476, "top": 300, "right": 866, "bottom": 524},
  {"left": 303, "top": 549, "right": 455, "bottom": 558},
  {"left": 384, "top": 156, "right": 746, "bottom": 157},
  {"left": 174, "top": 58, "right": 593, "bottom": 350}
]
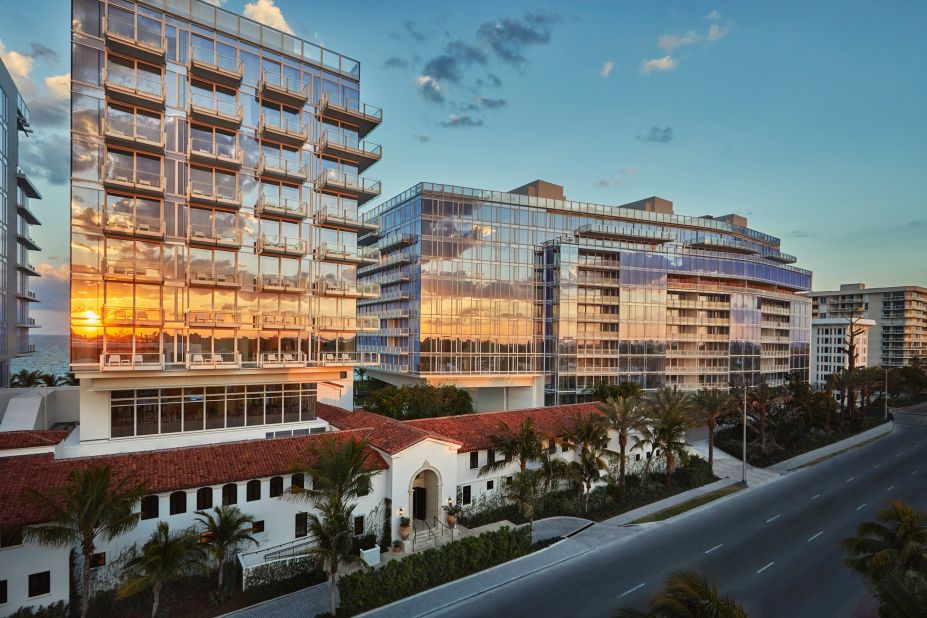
[
  {"left": 103, "top": 64, "right": 165, "bottom": 108},
  {"left": 317, "top": 92, "right": 382, "bottom": 137},
  {"left": 379, "top": 231, "right": 417, "bottom": 253},
  {"left": 103, "top": 306, "right": 163, "bottom": 324},
  {"left": 104, "top": 215, "right": 165, "bottom": 239},
  {"left": 187, "top": 270, "right": 241, "bottom": 288},
  {"left": 315, "top": 206, "right": 376, "bottom": 231},
  {"left": 190, "top": 92, "right": 243, "bottom": 128},
  {"left": 259, "top": 69, "right": 309, "bottom": 105},
  {"left": 318, "top": 351, "right": 380, "bottom": 366},
  {"left": 186, "top": 310, "right": 239, "bottom": 327},
  {"left": 256, "top": 194, "right": 307, "bottom": 219},
  {"left": 258, "top": 154, "right": 308, "bottom": 181},
  {"left": 312, "top": 279, "right": 380, "bottom": 298},
  {"left": 256, "top": 313, "right": 306, "bottom": 329},
  {"left": 103, "top": 115, "right": 165, "bottom": 152},
  {"left": 186, "top": 352, "right": 241, "bottom": 369},
  {"left": 100, "top": 353, "right": 165, "bottom": 371},
  {"left": 188, "top": 225, "right": 241, "bottom": 248},
  {"left": 17, "top": 233, "right": 42, "bottom": 251},
  {"left": 256, "top": 235, "right": 307, "bottom": 256},
  {"left": 102, "top": 260, "right": 162, "bottom": 281},
  {"left": 315, "top": 170, "right": 380, "bottom": 204},
  {"left": 104, "top": 13, "right": 166, "bottom": 62},
  {"left": 103, "top": 163, "right": 165, "bottom": 195},
  {"left": 190, "top": 48, "right": 243, "bottom": 85},
  {"left": 312, "top": 316, "right": 379, "bottom": 331},
  {"left": 314, "top": 242, "right": 378, "bottom": 264},
  {"left": 260, "top": 352, "right": 309, "bottom": 368},
  {"left": 189, "top": 136, "right": 242, "bottom": 168},
  {"left": 316, "top": 130, "right": 381, "bottom": 172},
  {"left": 259, "top": 114, "right": 308, "bottom": 145},
  {"left": 257, "top": 273, "right": 306, "bottom": 293},
  {"left": 189, "top": 179, "right": 241, "bottom": 208}
]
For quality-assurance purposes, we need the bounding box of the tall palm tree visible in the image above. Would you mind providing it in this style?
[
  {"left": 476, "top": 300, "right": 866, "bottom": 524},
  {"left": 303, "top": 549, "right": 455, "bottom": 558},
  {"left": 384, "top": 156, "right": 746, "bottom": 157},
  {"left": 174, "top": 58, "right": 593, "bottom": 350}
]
[
  {"left": 602, "top": 396, "right": 649, "bottom": 489},
  {"left": 692, "top": 389, "right": 734, "bottom": 476},
  {"left": 536, "top": 448, "right": 570, "bottom": 493},
  {"left": 875, "top": 569, "right": 927, "bottom": 618},
  {"left": 505, "top": 469, "right": 540, "bottom": 532},
  {"left": 480, "top": 417, "right": 543, "bottom": 477},
  {"left": 194, "top": 505, "right": 258, "bottom": 588},
  {"left": 646, "top": 386, "right": 694, "bottom": 485},
  {"left": 10, "top": 369, "right": 44, "bottom": 388},
  {"left": 306, "top": 496, "right": 362, "bottom": 615},
  {"left": 117, "top": 522, "right": 206, "bottom": 618},
  {"left": 748, "top": 382, "right": 780, "bottom": 453},
  {"left": 22, "top": 464, "right": 146, "bottom": 618},
  {"left": 843, "top": 500, "right": 927, "bottom": 585},
  {"left": 640, "top": 570, "right": 749, "bottom": 617},
  {"left": 559, "top": 413, "right": 612, "bottom": 513}
]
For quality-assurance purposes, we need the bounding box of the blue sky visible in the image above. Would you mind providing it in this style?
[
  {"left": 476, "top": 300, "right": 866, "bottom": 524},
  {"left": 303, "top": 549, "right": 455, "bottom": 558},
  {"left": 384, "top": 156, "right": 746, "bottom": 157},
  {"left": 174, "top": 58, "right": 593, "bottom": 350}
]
[{"left": 1, "top": 0, "right": 925, "bottom": 334}]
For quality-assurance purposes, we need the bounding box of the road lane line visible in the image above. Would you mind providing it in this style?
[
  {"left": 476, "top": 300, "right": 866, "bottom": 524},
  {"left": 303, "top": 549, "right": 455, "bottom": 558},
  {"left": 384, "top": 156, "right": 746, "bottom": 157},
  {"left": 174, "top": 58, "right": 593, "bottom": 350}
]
[
  {"left": 846, "top": 476, "right": 856, "bottom": 483},
  {"left": 705, "top": 544, "right": 723, "bottom": 554},
  {"left": 857, "top": 503, "right": 867, "bottom": 511},
  {"left": 811, "top": 494, "right": 820, "bottom": 500},
  {"left": 873, "top": 464, "right": 880, "bottom": 470},
  {"left": 888, "top": 485, "right": 896, "bottom": 491},
  {"left": 619, "top": 583, "right": 645, "bottom": 598},
  {"left": 808, "top": 531, "right": 823, "bottom": 542},
  {"left": 756, "top": 562, "right": 775, "bottom": 574},
  {"left": 913, "top": 470, "right": 919, "bottom": 476},
  {"left": 896, "top": 453, "right": 902, "bottom": 458},
  {"left": 765, "top": 514, "right": 781, "bottom": 523}
]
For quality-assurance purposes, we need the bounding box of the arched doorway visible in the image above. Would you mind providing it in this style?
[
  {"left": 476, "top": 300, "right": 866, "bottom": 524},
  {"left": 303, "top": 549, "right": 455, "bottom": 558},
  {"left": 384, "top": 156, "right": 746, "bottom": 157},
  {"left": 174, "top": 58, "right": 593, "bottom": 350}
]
[{"left": 409, "top": 468, "right": 441, "bottom": 525}]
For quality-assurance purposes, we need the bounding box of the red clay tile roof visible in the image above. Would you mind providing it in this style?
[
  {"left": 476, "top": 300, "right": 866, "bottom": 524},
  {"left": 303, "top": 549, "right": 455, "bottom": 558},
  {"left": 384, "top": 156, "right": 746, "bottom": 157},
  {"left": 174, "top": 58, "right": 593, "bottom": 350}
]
[
  {"left": 0, "top": 430, "right": 69, "bottom": 452},
  {"left": 0, "top": 428, "right": 387, "bottom": 528},
  {"left": 407, "top": 402, "right": 605, "bottom": 453},
  {"left": 317, "top": 403, "right": 461, "bottom": 454}
]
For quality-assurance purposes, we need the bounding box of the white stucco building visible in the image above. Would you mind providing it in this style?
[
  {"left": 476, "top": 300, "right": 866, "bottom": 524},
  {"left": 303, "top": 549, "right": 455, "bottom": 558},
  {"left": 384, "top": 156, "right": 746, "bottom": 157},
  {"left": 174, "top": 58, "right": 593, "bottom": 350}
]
[{"left": 810, "top": 317, "right": 876, "bottom": 385}]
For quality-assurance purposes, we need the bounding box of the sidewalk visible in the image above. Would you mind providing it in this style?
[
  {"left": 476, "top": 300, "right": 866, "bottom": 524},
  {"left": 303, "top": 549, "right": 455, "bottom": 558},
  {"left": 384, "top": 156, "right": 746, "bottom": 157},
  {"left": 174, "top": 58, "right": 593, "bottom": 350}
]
[
  {"left": 688, "top": 440, "right": 782, "bottom": 485},
  {"left": 768, "top": 420, "right": 893, "bottom": 472}
]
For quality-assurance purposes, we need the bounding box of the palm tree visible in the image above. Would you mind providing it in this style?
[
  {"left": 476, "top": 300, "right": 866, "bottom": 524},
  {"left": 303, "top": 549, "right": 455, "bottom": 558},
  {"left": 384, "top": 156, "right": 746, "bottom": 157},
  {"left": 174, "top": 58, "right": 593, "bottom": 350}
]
[
  {"left": 10, "top": 369, "right": 44, "bottom": 387},
  {"left": 117, "top": 522, "right": 205, "bottom": 617},
  {"left": 646, "top": 386, "right": 694, "bottom": 485},
  {"left": 306, "top": 497, "right": 362, "bottom": 615},
  {"left": 634, "top": 570, "right": 748, "bottom": 617},
  {"left": 536, "top": 448, "right": 570, "bottom": 493},
  {"left": 22, "top": 464, "right": 146, "bottom": 618},
  {"left": 843, "top": 500, "right": 927, "bottom": 585},
  {"left": 505, "top": 469, "right": 540, "bottom": 532},
  {"left": 692, "top": 389, "right": 734, "bottom": 476},
  {"left": 480, "top": 417, "right": 543, "bottom": 477},
  {"left": 875, "top": 569, "right": 927, "bottom": 618},
  {"left": 602, "top": 396, "right": 649, "bottom": 490},
  {"left": 194, "top": 505, "right": 258, "bottom": 589},
  {"left": 748, "top": 382, "right": 780, "bottom": 453},
  {"left": 559, "top": 413, "right": 612, "bottom": 513}
]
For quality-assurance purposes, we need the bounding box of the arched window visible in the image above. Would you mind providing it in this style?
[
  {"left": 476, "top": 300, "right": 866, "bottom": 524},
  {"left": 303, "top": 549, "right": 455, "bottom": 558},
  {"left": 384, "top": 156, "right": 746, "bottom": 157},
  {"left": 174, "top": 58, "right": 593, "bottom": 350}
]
[
  {"left": 140, "top": 495, "right": 159, "bottom": 520},
  {"left": 246, "top": 480, "right": 261, "bottom": 502},
  {"left": 169, "top": 491, "right": 186, "bottom": 515},
  {"left": 269, "top": 476, "right": 283, "bottom": 498},
  {"left": 196, "top": 487, "right": 213, "bottom": 510},
  {"left": 222, "top": 483, "right": 238, "bottom": 506},
  {"left": 291, "top": 473, "right": 304, "bottom": 490}
]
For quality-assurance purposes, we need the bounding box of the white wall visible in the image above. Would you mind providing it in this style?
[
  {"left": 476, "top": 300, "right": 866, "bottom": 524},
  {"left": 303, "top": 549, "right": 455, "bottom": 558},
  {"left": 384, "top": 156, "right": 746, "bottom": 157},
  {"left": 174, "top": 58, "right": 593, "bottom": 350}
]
[
  {"left": 0, "top": 543, "right": 70, "bottom": 615},
  {"left": 384, "top": 439, "right": 460, "bottom": 539}
]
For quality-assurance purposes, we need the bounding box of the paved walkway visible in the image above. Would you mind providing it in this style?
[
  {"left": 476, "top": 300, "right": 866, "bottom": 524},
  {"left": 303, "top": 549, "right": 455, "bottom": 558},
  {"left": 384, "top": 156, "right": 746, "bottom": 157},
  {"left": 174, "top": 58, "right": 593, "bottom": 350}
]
[
  {"left": 687, "top": 440, "right": 782, "bottom": 486},
  {"left": 528, "top": 516, "right": 593, "bottom": 542},
  {"left": 768, "top": 420, "right": 893, "bottom": 472}
]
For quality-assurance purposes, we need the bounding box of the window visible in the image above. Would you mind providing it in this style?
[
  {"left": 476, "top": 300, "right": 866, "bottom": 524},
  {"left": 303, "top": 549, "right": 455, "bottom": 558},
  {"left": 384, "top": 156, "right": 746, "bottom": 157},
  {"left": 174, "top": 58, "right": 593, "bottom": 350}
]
[
  {"left": 487, "top": 449, "right": 495, "bottom": 465},
  {"left": 291, "top": 473, "right": 304, "bottom": 490},
  {"left": 270, "top": 476, "right": 283, "bottom": 498},
  {"left": 562, "top": 444, "right": 569, "bottom": 453},
  {"left": 469, "top": 451, "right": 478, "bottom": 469},
  {"left": 0, "top": 579, "right": 6, "bottom": 604},
  {"left": 353, "top": 515, "right": 365, "bottom": 536},
  {"left": 28, "top": 571, "right": 50, "bottom": 598},
  {"left": 246, "top": 480, "right": 261, "bottom": 502},
  {"left": 140, "top": 495, "right": 159, "bottom": 520},
  {"left": 197, "top": 487, "right": 213, "bottom": 510},
  {"left": 487, "top": 480, "right": 494, "bottom": 491},
  {"left": 635, "top": 453, "right": 642, "bottom": 462},
  {"left": 90, "top": 552, "right": 106, "bottom": 568},
  {"left": 252, "top": 520, "right": 265, "bottom": 534},
  {"left": 462, "top": 485, "right": 471, "bottom": 505},
  {"left": 169, "top": 491, "right": 186, "bottom": 515},
  {"left": 547, "top": 442, "right": 556, "bottom": 455},
  {"left": 506, "top": 476, "right": 513, "bottom": 485},
  {"left": 295, "top": 512, "right": 308, "bottom": 538},
  {"left": 222, "top": 483, "right": 237, "bottom": 506}
]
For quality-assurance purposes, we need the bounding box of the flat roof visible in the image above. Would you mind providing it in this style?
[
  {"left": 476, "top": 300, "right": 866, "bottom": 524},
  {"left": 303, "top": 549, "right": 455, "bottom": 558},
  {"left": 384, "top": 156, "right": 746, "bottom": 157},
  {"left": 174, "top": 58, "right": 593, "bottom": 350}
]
[{"left": 811, "top": 285, "right": 927, "bottom": 296}]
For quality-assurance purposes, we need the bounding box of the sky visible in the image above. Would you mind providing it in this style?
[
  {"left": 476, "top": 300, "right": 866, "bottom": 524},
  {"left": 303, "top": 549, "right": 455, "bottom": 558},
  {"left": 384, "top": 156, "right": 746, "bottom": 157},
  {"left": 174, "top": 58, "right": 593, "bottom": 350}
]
[{"left": 0, "top": 0, "right": 925, "bottom": 335}]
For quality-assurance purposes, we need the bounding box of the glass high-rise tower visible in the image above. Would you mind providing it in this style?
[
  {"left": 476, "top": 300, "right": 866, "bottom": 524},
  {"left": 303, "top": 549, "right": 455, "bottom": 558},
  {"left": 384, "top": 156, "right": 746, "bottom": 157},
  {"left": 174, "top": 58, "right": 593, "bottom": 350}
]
[{"left": 69, "top": 0, "right": 381, "bottom": 451}]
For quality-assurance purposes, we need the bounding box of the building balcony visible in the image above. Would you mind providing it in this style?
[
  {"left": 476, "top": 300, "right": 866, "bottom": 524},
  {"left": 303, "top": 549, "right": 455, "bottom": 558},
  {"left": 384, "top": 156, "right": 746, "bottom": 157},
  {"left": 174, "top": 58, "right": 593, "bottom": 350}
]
[
  {"left": 188, "top": 181, "right": 241, "bottom": 208},
  {"left": 16, "top": 168, "right": 41, "bottom": 199},
  {"left": 100, "top": 353, "right": 165, "bottom": 371},
  {"left": 189, "top": 49, "right": 243, "bottom": 87},
  {"left": 574, "top": 223, "right": 674, "bottom": 245},
  {"left": 379, "top": 231, "right": 417, "bottom": 253},
  {"left": 357, "top": 252, "right": 414, "bottom": 276},
  {"left": 357, "top": 229, "right": 379, "bottom": 247},
  {"left": 189, "top": 138, "right": 242, "bottom": 169},
  {"left": 314, "top": 242, "right": 378, "bottom": 265},
  {"left": 256, "top": 235, "right": 307, "bottom": 257},
  {"left": 103, "top": 116, "right": 165, "bottom": 153},
  {"left": 378, "top": 328, "right": 410, "bottom": 337},
  {"left": 102, "top": 306, "right": 162, "bottom": 325},
  {"left": 260, "top": 352, "right": 309, "bottom": 368},
  {"left": 259, "top": 114, "right": 308, "bottom": 146},
  {"left": 256, "top": 313, "right": 307, "bottom": 329},
  {"left": 312, "top": 278, "right": 380, "bottom": 299},
  {"left": 16, "top": 199, "right": 40, "bottom": 226},
  {"left": 312, "top": 316, "right": 379, "bottom": 332},
  {"left": 318, "top": 351, "right": 380, "bottom": 366},
  {"left": 186, "top": 353, "right": 241, "bottom": 370},
  {"left": 315, "top": 170, "right": 380, "bottom": 205},
  {"left": 103, "top": 66, "right": 165, "bottom": 110},
  {"left": 16, "top": 317, "right": 39, "bottom": 328},
  {"left": 377, "top": 361, "right": 410, "bottom": 373},
  {"left": 378, "top": 345, "right": 410, "bottom": 356},
  {"left": 378, "top": 309, "right": 411, "bottom": 319},
  {"left": 686, "top": 236, "right": 759, "bottom": 255},
  {"left": 187, "top": 270, "right": 241, "bottom": 288},
  {"left": 186, "top": 310, "right": 239, "bottom": 328},
  {"left": 104, "top": 216, "right": 165, "bottom": 240},
  {"left": 765, "top": 252, "right": 798, "bottom": 264},
  {"left": 17, "top": 261, "right": 40, "bottom": 277},
  {"left": 103, "top": 165, "right": 165, "bottom": 197},
  {"left": 257, "top": 273, "right": 307, "bottom": 293},
  {"left": 258, "top": 154, "right": 308, "bottom": 182},
  {"left": 16, "top": 344, "right": 36, "bottom": 356},
  {"left": 16, "top": 233, "right": 42, "bottom": 251},
  {"left": 258, "top": 69, "right": 309, "bottom": 106},
  {"left": 188, "top": 227, "right": 242, "bottom": 249},
  {"left": 189, "top": 93, "right": 243, "bottom": 129},
  {"left": 314, "top": 206, "right": 376, "bottom": 233},
  {"left": 104, "top": 14, "right": 166, "bottom": 63},
  {"left": 255, "top": 194, "right": 307, "bottom": 220},
  {"left": 315, "top": 130, "right": 381, "bottom": 173},
  {"left": 317, "top": 92, "right": 382, "bottom": 138},
  {"left": 359, "top": 291, "right": 409, "bottom": 305},
  {"left": 102, "top": 261, "right": 163, "bottom": 282},
  {"left": 17, "top": 290, "right": 38, "bottom": 302}
]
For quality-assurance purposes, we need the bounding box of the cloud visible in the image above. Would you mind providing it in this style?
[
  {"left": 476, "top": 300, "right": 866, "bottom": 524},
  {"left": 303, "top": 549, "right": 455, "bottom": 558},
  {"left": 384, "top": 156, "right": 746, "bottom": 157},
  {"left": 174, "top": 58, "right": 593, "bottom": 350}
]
[
  {"left": 404, "top": 20, "right": 428, "bottom": 43},
  {"left": 476, "top": 12, "right": 560, "bottom": 66},
  {"left": 636, "top": 126, "right": 674, "bottom": 143},
  {"left": 640, "top": 55, "right": 677, "bottom": 74},
  {"left": 440, "top": 114, "right": 483, "bottom": 128},
  {"left": 411, "top": 134, "right": 430, "bottom": 143},
  {"left": 707, "top": 9, "right": 722, "bottom": 21},
  {"left": 415, "top": 75, "right": 444, "bottom": 104},
  {"left": 29, "top": 42, "right": 58, "bottom": 64},
  {"left": 382, "top": 56, "right": 409, "bottom": 70},
  {"left": 0, "top": 40, "right": 34, "bottom": 81},
  {"left": 243, "top": 0, "right": 293, "bottom": 35},
  {"left": 36, "top": 262, "right": 69, "bottom": 281},
  {"left": 789, "top": 230, "right": 816, "bottom": 239},
  {"left": 475, "top": 73, "right": 503, "bottom": 89},
  {"left": 462, "top": 96, "right": 506, "bottom": 111},
  {"left": 707, "top": 22, "right": 730, "bottom": 42},
  {"left": 44, "top": 73, "right": 70, "bottom": 100},
  {"left": 596, "top": 167, "right": 636, "bottom": 187},
  {"left": 600, "top": 61, "right": 614, "bottom": 78},
  {"left": 658, "top": 30, "right": 701, "bottom": 52},
  {"left": 421, "top": 40, "right": 486, "bottom": 85},
  {"left": 20, "top": 134, "right": 69, "bottom": 185}
]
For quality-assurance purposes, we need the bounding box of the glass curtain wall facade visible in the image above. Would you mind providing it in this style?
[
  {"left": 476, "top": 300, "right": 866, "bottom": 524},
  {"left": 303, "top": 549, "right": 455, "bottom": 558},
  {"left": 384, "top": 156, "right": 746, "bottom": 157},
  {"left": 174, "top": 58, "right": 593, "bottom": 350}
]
[
  {"left": 0, "top": 59, "right": 42, "bottom": 386},
  {"left": 359, "top": 183, "right": 812, "bottom": 405},
  {"left": 69, "top": 0, "right": 381, "bottom": 440}
]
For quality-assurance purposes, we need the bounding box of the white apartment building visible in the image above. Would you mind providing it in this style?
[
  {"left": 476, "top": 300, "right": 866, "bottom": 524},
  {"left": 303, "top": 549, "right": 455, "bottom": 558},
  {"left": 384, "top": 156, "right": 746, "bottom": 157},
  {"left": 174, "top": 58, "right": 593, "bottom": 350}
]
[{"left": 810, "top": 317, "right": 876, "bottom": 385}]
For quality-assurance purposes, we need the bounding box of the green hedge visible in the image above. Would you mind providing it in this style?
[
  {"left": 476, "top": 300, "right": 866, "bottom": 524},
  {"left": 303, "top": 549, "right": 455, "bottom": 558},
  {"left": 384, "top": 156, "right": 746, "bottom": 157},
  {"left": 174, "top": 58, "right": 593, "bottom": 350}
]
[{"left": 337, "top": 527, "right": 531, "bottom": 615}]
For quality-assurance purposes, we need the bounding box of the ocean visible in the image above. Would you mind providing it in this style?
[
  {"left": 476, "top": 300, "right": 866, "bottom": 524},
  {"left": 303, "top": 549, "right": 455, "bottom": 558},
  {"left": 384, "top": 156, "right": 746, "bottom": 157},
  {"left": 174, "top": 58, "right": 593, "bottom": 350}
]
[{"left": 12, "top": 335, "right": 70, "bottom": 377}]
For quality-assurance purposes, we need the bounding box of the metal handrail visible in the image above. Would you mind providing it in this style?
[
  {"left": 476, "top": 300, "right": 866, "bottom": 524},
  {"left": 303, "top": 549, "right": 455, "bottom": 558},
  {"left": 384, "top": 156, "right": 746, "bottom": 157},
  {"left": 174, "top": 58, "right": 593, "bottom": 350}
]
[{"left": 411, "top": 518, "right": 438, "bottom": 552}]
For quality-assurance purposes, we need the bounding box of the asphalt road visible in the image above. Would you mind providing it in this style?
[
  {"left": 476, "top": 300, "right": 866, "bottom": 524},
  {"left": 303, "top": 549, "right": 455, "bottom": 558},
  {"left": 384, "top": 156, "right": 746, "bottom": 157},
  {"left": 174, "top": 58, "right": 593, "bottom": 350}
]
[{"left": 443, "top": 406, "right": 927, "bottom": 618}]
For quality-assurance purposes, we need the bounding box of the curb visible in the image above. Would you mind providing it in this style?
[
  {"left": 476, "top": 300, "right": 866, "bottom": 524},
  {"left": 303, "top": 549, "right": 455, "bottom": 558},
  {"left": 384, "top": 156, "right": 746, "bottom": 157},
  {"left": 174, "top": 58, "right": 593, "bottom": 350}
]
[
  {"left": 217, "top": 580, "right": 331, "bottom": 617},
  {"left": 771, "top": 421, "right": 894, "bottom": 472}
]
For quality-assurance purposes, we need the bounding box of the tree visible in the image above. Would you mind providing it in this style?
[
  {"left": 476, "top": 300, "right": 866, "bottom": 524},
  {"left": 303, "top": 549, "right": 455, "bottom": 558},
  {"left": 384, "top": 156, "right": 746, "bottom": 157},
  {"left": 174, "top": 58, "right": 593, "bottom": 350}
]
[
  {"left": 602, "top": 396, "right": 649, "bottom": 489},
  {"left": 646, "top": 386, "right": 694, "bottom": 485},
  {"left": 479, "top": 417, "right": 543, "bottom": 477},
  {"left": 194, "top": 505, "right": 258, "bottom": 588},
  {"left": 117, "top": 522, "right": 205, "bottom": 617},
  {"left": 875, "top": 569, "right": 927, "bottom": 618},
  {"left": 748, "top": 382, "right": 781, "bottom": 453},
  {"left": 536, "top": 448, "right": 570, "bottom": 493},
  {"left": 691, "top": 389, "right": 734, "bottom": 476},
  {"left": 620, "top": 570, "right": 748, "bottom": 617},
  {"left": 305, "top": 498, "right": 361, "bottom": 616},
  {"left": 505, "top": 469, "right": 541, "bottom": 532},
  {"left": 10, "top": 369, "right": 44, "bottom": 387},
  {"left": 843, "top": 500, "right": 927, "bottom": 585},
  {"left": 559, "top": 413, "right": 612, "bottom": 513},
  {"left": 22, "top": 464, "right": 146, "bottom": 618},
  {"left": 588, "top": 379, "right": 644, "bottom": 403},
  {"left": 363, "top": 384, "right": 473, "bottom": 419}
]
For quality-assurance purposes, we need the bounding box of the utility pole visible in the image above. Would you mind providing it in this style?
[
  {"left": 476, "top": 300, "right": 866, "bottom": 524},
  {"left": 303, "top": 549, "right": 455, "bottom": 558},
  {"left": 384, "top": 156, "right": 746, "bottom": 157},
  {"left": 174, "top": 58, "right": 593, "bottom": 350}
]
[{"left": 884, "top": 367, "right": 889, "bottom": 420}]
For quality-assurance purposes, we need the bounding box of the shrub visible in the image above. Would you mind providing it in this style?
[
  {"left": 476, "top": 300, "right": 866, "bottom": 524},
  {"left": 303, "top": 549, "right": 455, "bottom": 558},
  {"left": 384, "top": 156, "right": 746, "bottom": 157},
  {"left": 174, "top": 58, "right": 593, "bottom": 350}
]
[
  {"left": 243, "top": 554, "right": 326, "bottom": 596},
  {"left": 338, "top": 527, "right": 531, "bottom": 615},
  {"left": 8, "top": 602, "right": 68, "bottom": 618}
]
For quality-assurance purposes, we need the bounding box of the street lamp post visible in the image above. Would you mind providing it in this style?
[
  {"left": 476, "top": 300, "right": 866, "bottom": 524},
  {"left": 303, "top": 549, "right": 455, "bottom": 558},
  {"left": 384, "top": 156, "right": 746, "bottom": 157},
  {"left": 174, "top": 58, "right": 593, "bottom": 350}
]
[
  {"left": 884, "top": 367, "right": 889, "bottom": 420},
  {"left": 742, "top": 379, "right": 748, "bottom": 487}
]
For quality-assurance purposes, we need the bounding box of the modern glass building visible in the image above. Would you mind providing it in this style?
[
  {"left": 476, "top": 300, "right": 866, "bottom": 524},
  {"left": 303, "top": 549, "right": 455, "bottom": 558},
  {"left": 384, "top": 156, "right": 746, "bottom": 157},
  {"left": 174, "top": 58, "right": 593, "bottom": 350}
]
[
  {"left": 358, "top": 180, "right": 812, "bottom": 408},
  {"left": 69, "top": 0, "right": 381, "bottom": 452},
  {"left": 0, "top": 58, "right": 42, "bottom": 386}
]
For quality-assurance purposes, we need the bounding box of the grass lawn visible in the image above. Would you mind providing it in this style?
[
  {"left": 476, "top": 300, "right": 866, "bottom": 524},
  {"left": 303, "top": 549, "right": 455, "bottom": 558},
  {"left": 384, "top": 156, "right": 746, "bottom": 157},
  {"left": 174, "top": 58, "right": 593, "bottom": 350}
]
[{"left": 630, "top": 484, "right": 744, "bottom": 524}]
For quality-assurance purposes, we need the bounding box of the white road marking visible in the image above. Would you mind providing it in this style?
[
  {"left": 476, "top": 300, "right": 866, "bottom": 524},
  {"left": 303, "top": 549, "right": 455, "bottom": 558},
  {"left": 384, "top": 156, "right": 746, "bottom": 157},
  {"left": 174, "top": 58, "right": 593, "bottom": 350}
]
[
  {"left": 705, "top": 544, "right": 723, "bottom": 554},
  {"left": 808, "top": 531, "right": 823, "bottom": 542},
  {"left": 756, "top": 562, "right": 775, "bottom": 574},
  {"left": 913, "top": 470, "right": 919, "bottom": 476},
  {"left": 888, "top": 485, "right": 896, "bottom": 491},
  {"left": 857, "top": 503, "right": 867, "bottom": 511},
  {"left": 873, "top": 464, "right": 880, "bottom": 470},
  {"left": 896, "top": 453, "right": 903, "bottom": 458},
  {"left": 846, "top": 476, "right": 856, "bottom": 483},
  {"left": 765, "top": 514, "right": 781, "bottom": 523},
  {"left": 811, "top": 494, "right": 821, "bottom": 500},
  {"left": 619, "top": 583, "right": 646, "bottom": 597}
]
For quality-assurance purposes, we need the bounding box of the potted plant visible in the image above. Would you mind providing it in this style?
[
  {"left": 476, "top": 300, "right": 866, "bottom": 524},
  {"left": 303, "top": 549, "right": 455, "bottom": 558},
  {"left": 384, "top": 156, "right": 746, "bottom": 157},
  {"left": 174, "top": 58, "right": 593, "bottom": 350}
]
[
  {"left": 443, "top": 501, "right": 463, "bottom": 528},
  {"left": 399, "top": 516, "right": 411, "bottom": 540},
  {"left": 392, "top": 539, "right": 402, "bottom": 553}
]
